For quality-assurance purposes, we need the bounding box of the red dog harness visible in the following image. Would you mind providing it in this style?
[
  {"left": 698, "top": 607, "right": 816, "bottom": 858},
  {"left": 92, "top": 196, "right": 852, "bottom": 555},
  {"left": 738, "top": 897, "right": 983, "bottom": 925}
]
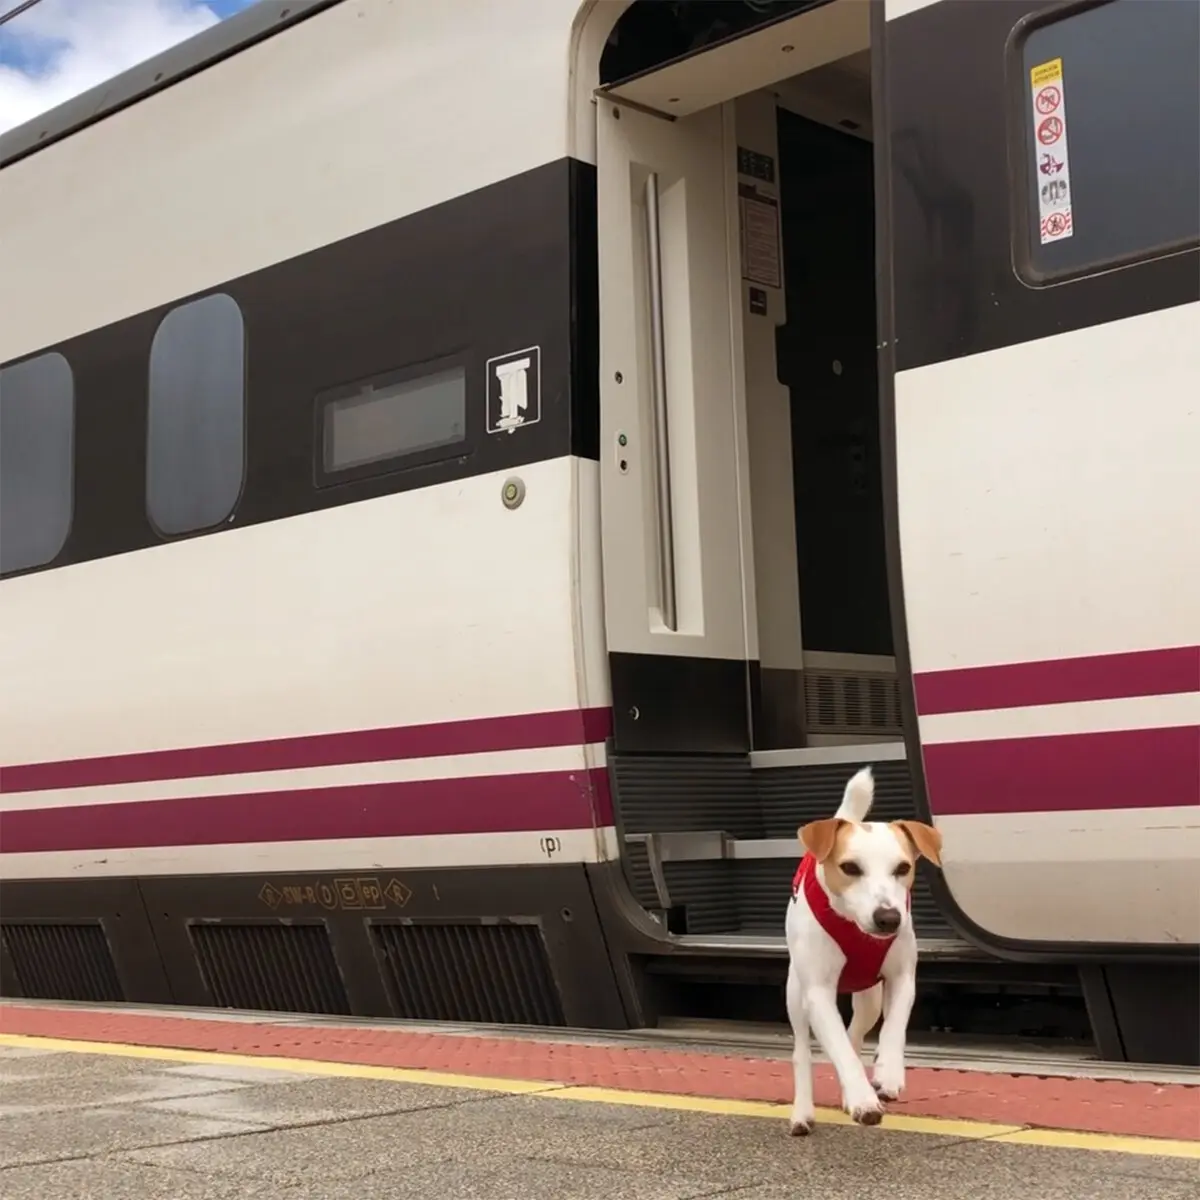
[{"left": 792, "top": 853, "right": 908, "bottom": 995}]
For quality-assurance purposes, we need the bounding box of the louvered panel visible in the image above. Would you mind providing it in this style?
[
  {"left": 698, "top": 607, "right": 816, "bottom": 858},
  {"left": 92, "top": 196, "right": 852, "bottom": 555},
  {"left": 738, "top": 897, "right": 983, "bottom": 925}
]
[
  {"left": 0, "top": 922, "right": 123, "bottom": 1003},
  {"left": 371, "top": 920, "right": 565, "bottom": 1026},
  {"left": 755, "top": 758, "right": 917, "bottom": 837},
  {"left": 621, "top": 839, "right": 661, "bottom": 910},
  {"left": 660, "top": 862, "right": 741, "bottom": 935},
  {"left": 609, "top": 754, "right": 761, "bottom": 837},
  {"left": 189, "top": 921, "right": 350, "bottom": 1015},
  {"left": 805, "top": 670, "right": 903, "bottom": 736}
]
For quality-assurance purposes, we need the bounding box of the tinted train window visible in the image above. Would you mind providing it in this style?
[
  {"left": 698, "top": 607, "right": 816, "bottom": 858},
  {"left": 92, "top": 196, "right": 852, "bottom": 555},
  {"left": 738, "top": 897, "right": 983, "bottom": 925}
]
[
  {"left": 147, "top": 292, "right": 246, "bottom": 534},
  {"left": 0, "top": 352, "right": 74, "bottom": 575},
  {"left": 1016, "top": 0, "right": 1200, "bottom": 282},
  {"left": 317, "top": 360, "right": 467, "bottom": 485}
]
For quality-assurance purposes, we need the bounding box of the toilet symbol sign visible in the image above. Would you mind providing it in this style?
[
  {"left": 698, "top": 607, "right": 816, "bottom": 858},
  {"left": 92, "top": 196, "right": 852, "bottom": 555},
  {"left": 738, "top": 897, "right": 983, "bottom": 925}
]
[{"left": 486, "top": 345, "right": 541, "bottom": 434}]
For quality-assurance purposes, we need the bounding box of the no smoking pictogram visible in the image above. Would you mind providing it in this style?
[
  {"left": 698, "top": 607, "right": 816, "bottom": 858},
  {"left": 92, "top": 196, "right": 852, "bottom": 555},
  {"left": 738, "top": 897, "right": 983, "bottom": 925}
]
[
  {"left": 1035, "top": 85, "right": 1061, "bottom": 115},
  {"left": 1037, "top": 116, "right": 1064, "bottom": 145}
]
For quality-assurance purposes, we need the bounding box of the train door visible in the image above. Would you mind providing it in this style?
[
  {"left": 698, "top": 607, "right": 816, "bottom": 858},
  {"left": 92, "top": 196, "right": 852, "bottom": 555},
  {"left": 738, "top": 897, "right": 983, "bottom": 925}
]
[
  {"left": 590, "top": 0, "right": 956, "bottom": 947},
  {"left": 879, "top": 0, "right": 1199, "bottom": 1065},
  {"left": 595, "top": 99, "right": 755, "bottom": 759}
]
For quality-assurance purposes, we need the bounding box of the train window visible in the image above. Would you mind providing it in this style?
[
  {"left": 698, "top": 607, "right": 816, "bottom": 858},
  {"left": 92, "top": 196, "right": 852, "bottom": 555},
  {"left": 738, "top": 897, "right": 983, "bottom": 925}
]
[
  {"left": 0, "top": 353, "right": 74, "bottom": 575},
  {"left": 316, "top": 360, "right": 467, "bottom": 485},
  {"left": 146, "top": 292, "right": 246, "bottom": 535},
  {"left": 1015, "top": 0, "right": 1200, "bottom": 283}
]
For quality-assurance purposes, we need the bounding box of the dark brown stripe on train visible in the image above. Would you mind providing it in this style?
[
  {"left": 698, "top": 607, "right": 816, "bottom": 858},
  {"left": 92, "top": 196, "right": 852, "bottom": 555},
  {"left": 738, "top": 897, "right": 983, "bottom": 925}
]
[
  {"left": 1, "top": 706, "right": 613, "bottom": 794},
  {"left": 1, "top": 157, "right": 600, "bottom": 581},
  {"left": 0, "top": 766, "right": 615, "bottom": 855},
  {"left": 2, "top": 723, "right": 1194, "bottom": 854},
  {"left": 913, "top": 645, "right": 1200, "bottom": 717}
]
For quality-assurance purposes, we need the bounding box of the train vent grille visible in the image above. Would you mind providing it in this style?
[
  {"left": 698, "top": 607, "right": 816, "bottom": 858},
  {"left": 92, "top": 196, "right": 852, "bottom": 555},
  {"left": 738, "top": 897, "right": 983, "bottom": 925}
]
[
  {"left": 189, "top": 921, "right": 351, "bottom": 1016},
  {"left": 371, "top": 920, "right": 565, "bottom": 1027},
  {"left": 805, "top": 670, "right": 903, "bottom": 736},
  {"left": 0, "top": 922, "right": 123, "bottom": 1003}
]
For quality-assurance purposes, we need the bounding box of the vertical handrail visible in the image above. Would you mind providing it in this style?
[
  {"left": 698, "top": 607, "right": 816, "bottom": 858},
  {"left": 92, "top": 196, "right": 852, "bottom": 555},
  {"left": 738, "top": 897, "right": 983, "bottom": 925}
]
[{"left": 644, "top": 172, "right": 677, "bottom": 631}]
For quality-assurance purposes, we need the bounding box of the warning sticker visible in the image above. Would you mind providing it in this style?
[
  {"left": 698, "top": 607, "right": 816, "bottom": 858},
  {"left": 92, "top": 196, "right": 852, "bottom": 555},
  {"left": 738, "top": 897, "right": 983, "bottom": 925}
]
[
  {"left": 738, "top": 182, "right": 782, "bottom": 289},
  {"left": 1029, "top": 57, "right": 1073, "bottom": 245}
]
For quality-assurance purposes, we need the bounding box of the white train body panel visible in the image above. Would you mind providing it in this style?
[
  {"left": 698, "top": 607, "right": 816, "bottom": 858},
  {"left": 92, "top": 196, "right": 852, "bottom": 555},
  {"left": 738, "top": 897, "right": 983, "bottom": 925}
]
[
  {"left": 897, "top": 306, "right": 1199, "bottom": 672},
  {"left": 0, "top": 459, "right": 600, "bottom": 762},
  {"left": 897, "top": 305, "right": 1200, "bottom": 945},
  {"left": 0, "top": 0, "right": 580, "bottom": 361}
]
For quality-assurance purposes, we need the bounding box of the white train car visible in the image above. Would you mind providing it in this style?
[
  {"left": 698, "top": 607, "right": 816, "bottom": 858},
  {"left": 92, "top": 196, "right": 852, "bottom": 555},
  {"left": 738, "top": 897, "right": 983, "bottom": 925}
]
[{"left": 1, "top": 0, "right": 1196, "bottom": 1064}]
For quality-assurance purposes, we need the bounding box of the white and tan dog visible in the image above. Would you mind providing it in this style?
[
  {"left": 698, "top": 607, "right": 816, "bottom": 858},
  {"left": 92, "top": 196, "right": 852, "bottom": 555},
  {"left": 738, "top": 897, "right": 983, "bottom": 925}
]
[{"left": 784, "top": 765, "right": 942, "bottom": 1134}]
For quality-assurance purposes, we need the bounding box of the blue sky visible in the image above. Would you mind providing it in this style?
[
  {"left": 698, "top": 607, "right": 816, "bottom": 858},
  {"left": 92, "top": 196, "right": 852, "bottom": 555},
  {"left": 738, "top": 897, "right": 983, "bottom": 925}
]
[{"left": 0, "top": 0, "right": 259, "bottom": 134}]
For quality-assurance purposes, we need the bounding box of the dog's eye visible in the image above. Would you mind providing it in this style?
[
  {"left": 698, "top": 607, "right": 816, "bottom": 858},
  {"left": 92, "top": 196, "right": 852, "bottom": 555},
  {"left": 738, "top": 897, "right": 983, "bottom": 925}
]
[
  {"left": 894, "top": 862, "right": 912, "bottom": 877},
  {"left": 839, "top": 861, "right": 863, "bottom": 877}
]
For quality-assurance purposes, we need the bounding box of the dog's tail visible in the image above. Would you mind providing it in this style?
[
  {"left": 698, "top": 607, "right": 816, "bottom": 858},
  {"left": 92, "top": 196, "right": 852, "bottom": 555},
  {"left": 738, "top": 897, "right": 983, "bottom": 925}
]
[{"left": 835, "top": 766, "right": 875, "bottom": 823}]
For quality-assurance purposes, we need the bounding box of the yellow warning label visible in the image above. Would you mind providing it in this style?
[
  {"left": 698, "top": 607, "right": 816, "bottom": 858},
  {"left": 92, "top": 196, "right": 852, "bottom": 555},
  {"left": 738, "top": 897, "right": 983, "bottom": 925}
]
[{"left": 1030, "top": 58, "right": 1063, "bottom": 88}]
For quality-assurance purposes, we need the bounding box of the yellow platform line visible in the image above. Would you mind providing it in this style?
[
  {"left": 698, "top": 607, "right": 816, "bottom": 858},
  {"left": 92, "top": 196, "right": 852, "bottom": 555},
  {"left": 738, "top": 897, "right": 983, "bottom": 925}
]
[{"left": 1, "top": 1032, "right": 1196, "bottom": 1160}]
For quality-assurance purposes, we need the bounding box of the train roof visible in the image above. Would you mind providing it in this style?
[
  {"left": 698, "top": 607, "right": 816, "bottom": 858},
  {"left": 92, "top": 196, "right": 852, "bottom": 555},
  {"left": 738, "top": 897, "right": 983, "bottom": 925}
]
[{"left": 0, "top": 0, "right": 341, "bottom": 170}]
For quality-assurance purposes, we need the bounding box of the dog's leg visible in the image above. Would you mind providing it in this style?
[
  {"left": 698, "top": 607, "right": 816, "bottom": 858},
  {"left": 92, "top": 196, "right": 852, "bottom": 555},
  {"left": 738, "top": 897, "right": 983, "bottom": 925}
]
[
  {"left": 849, "top": 983, "right": 883, "bottom": 1060},
  {"left": 872, "top": 971, "right": 917, "bottom": 1101},
  {"left": 785, "top": 966, "right": 815, "bottom": 1135},
  {"left": 806, "top": 984, "right": 883, "bottom": 1125}
]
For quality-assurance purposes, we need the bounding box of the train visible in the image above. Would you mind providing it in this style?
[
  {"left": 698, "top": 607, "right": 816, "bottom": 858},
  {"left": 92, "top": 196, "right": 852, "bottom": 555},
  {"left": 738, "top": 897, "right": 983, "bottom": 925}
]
[{"left": 1, "top": 0, "right": 1196, "bottom": 1066}]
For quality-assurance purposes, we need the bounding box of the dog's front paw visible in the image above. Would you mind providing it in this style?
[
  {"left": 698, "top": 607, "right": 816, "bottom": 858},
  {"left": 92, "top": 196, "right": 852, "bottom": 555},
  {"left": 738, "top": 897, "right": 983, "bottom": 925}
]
[
  {"left": 788, "top": 1111, "right": 816, "bottom": 1137},
  {"left": 843, "top": 1083, "right": 885, "bottom": 1126},
  {"left": 872, "top": 1060, "right": 905, "bottom": 1102}
]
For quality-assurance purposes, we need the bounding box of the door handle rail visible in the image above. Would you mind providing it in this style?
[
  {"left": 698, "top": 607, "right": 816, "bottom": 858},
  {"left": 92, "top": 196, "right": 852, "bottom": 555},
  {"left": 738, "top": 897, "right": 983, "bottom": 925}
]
[{"left": 644, "top": 171, "right": 678, "bottom": 631}]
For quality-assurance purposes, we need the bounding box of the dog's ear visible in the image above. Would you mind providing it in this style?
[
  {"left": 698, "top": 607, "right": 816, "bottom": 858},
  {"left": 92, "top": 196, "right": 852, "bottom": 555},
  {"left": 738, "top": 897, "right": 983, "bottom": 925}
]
[
  {"left": 892, "top": 820, "right": 943, "bottom": 867},
  {"left": 799, "top": 817, "right": 846, "bottom": 863}
]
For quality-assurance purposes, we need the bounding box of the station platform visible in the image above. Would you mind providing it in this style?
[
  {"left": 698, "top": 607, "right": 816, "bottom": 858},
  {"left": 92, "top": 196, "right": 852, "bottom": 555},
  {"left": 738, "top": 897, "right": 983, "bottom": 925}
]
[{"left": 0, "top": 1002, "right": 1196, "bottom": 1198}]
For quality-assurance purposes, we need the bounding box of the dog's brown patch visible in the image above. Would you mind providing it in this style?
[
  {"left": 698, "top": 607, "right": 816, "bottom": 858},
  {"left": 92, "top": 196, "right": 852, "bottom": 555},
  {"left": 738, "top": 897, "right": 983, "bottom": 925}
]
[
  {"left": 890, "top": 820, "right": 943, "bottom": 868},
  {"left": 884, "top": 825, "right": 919, "bottom": 891},
  {"left": 798, "top": 819, "right": 860, "bottom": 896},
  {"left": 798, "top": 817, "right": 843, "bottom": 863}
]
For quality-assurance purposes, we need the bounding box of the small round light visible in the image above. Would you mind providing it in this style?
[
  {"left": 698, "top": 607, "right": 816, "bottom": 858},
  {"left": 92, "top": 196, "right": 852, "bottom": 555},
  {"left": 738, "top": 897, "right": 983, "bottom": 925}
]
[{"left": 501, "top": 477, "right": 526, "bottom": 509}]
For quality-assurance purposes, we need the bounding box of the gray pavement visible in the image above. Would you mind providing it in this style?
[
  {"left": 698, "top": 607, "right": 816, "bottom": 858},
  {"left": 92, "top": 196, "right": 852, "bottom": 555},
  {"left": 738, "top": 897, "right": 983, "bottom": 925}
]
[{"left": 0, "top": 1042, "right": 1195, "bottom": 1199}]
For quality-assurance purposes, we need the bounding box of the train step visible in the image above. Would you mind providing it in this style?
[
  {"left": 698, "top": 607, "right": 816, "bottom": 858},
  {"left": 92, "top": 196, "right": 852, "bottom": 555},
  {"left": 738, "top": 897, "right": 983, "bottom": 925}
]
[{"left": 611, "top": 743, "right": 960, "bottom": 943}]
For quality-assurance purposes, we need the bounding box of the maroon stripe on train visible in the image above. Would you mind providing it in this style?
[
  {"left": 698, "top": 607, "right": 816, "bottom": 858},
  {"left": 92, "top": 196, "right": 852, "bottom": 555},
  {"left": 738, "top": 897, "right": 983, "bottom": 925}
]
[
  {"left": 923, "top": 725, "right": 1199, "bottom": 816},
  {"left": 0, "top": 767, "right": 614, "bottom": 855},
  {"left": 0, "top": 707, "right": 614, "bottom": 795},
  {"left": 913, "top": 645, "right": 1199, "bottom": 717}
]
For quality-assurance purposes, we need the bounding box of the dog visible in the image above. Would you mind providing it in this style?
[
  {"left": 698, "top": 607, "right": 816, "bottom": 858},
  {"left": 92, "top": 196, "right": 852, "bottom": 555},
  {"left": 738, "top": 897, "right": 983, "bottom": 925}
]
[{"left": 784, "top": 765, "right": 943, "bottom": 1135}]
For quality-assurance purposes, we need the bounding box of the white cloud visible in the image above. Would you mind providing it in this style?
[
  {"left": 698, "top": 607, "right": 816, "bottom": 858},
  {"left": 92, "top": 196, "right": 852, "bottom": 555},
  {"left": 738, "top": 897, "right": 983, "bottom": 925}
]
[{"left": 0, "top": 0, "right": 234, "bottom": 136}]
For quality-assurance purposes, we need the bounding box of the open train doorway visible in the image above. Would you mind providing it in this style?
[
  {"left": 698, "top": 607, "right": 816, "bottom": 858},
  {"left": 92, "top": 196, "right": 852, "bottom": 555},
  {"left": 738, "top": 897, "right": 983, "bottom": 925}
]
[
  {"left": 596, "top": 0, "right": 897, "bottom": 761},
  {"left": 588, "top": 0, "right": 968, "bottom": 967},
  {"left": 743, "top": 61, "right": 893, "bottom": 753}
]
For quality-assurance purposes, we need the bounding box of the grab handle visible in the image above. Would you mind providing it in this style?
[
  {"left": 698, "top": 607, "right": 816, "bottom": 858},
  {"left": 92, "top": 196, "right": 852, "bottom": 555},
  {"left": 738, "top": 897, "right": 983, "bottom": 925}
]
[{"left": 644, "top": 172, "right": 677, "bottom": 631}]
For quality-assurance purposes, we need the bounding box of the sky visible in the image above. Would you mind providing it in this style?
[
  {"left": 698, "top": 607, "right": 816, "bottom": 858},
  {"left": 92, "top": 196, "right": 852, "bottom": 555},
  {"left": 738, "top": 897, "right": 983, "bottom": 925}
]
[{"left": 0, "top": 0, "right": 259, "bottom": 135}]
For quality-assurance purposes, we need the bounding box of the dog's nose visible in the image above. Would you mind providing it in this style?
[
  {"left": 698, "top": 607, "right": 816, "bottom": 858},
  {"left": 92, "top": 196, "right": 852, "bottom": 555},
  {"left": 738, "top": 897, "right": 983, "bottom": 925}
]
[{"left": 873, "top": 905, "right": 902, "bottom": 934}]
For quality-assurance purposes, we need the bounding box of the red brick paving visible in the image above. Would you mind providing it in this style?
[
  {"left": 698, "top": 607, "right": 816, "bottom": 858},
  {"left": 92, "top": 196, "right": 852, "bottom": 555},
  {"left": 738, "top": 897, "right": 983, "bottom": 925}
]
[{"left": 2, "top": 1004, "right": 1197, "bottom": 1142}]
